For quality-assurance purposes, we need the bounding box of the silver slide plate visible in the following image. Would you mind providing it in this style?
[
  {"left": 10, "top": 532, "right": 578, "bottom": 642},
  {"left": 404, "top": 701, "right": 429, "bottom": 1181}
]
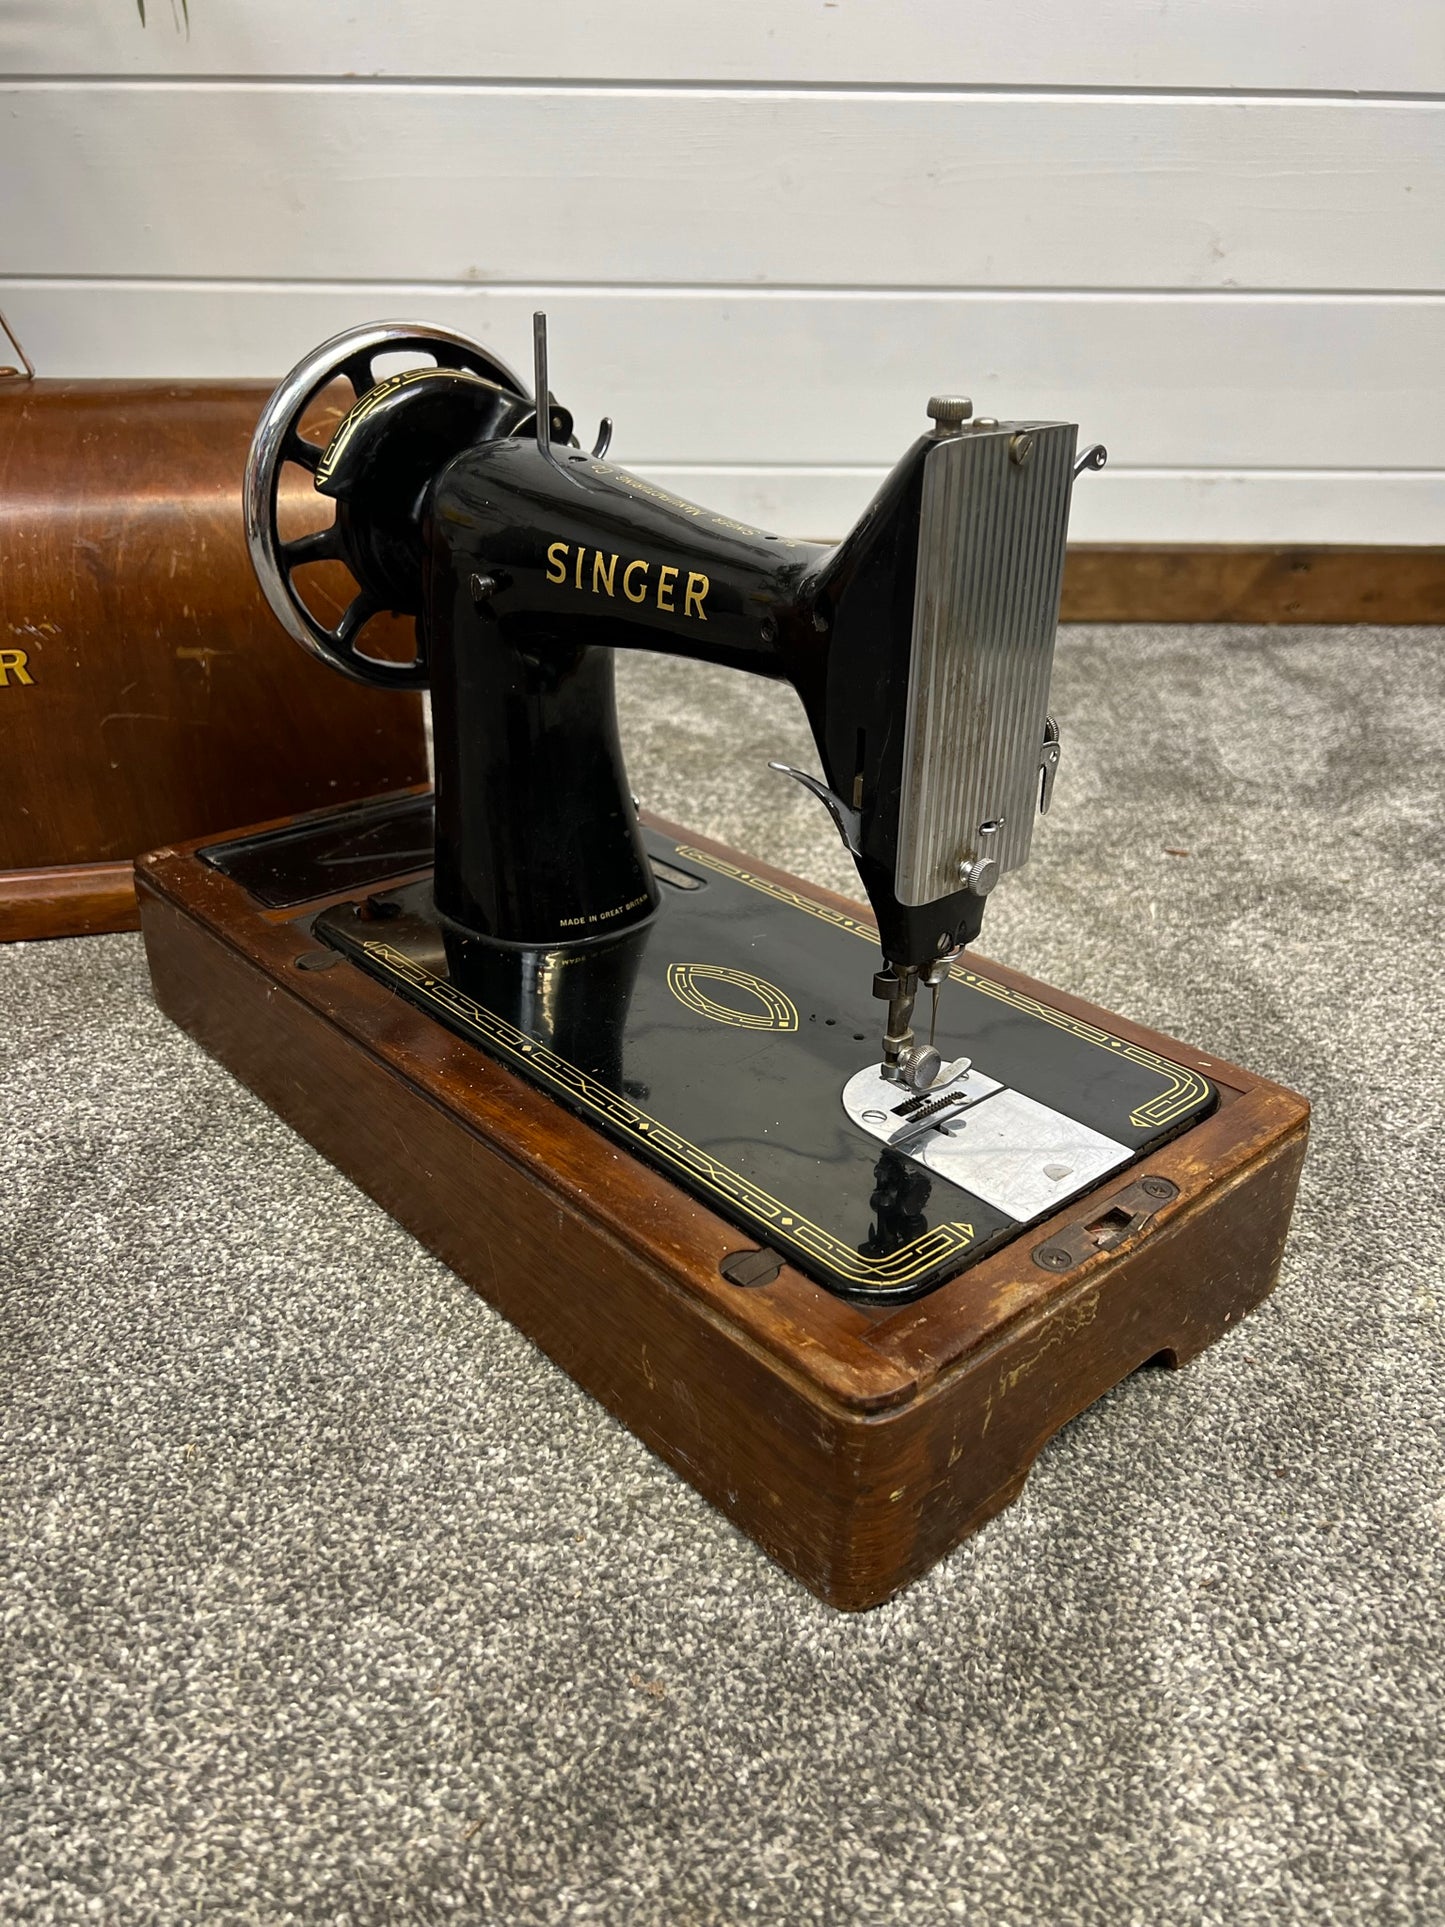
[{"left": 842, "top": 1064, "right": 1130, "bottom": 1223}]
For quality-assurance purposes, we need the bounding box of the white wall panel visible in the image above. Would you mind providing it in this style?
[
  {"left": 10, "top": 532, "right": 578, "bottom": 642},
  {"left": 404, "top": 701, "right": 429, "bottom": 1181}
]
[
  {"left": 3, "top": 283, "right": 1437, "bottom": 469},
  {"left": 4, "top": 84, "right": 1440, "bottom": 293},
  {"left": 2, "top": 1, "right": 1440, "bottom": 545},
  {"left": 4, "top": 0, "right": 1441, "bottom": 93},
  {"left": 644, "top": 470, "right": 1445, "bottom": 546}
]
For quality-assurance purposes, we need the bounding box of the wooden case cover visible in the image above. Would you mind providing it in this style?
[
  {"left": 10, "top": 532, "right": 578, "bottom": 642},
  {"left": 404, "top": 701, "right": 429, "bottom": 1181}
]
[{"left": 0, "top": 380, "right": 427, "bottom": 940}]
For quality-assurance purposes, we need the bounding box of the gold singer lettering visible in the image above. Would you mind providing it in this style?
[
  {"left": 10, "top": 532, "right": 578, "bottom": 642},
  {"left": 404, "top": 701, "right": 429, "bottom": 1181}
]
[
  {"left": 0, "top": 648, "right": 34, "bottom": 687},
  {"left": 543, "top": 541, "right": 709, "bottom": 621}
]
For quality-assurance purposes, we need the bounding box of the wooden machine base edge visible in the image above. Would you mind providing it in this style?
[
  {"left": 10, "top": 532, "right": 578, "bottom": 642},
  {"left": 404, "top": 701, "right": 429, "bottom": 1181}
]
[{"left": 136, "top": 811, "right": 1309, "bottom": 1609}]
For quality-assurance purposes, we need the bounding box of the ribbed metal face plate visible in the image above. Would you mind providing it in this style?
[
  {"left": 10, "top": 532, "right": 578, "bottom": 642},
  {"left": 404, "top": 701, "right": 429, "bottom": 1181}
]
[{"left": 894, "top": 422, "right": 1077, "bottom": 907}]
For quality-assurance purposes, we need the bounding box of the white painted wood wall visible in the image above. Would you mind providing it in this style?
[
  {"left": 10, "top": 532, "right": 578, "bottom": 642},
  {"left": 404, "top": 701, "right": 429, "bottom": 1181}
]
[{"left": 3, "top": 3, "right": 1442, "bottom": 542}]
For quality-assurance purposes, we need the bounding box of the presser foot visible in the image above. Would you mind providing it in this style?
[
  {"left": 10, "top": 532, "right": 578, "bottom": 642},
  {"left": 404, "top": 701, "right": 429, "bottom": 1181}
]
[
  {"left": 875, "top": 964, "right": 921, "bottom": 1085},
  {"left": 874, "top": 957, "right": 969, "bottom": 1092},
  {"left": 887, "top": 1042, "right": 973, "bottom": 1095}
]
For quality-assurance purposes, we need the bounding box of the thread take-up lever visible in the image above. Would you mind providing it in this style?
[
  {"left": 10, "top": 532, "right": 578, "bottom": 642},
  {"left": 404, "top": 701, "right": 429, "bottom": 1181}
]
[{"left": 768, "top": 762, "right": 863, "bottom": 858}]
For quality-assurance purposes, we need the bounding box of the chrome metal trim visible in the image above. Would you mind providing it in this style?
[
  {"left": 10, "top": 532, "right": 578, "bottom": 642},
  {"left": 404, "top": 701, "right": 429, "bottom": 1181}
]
[
  {"left": 842, "top": 1066, "right": 1130, "bottom": 1222},
  {"left": 243, "top": 320, "right": 527, "bottom": 674},
  {"left": 768, "top": 761, "right": 863, "bottom": 857},
  {"left": 893, "top": 421, "right": 1078, "bottom": 907}
]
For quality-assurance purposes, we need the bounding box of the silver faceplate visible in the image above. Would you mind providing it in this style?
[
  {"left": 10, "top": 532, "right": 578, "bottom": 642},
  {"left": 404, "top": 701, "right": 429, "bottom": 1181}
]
[{"left": 894, "top": 422, "right": 1078, "bottom": 907}]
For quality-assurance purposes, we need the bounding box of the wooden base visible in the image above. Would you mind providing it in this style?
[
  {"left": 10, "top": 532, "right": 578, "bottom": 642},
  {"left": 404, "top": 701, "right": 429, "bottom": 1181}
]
[{"left": 137, "top": 810, "right": 1309, "bottom": 1609}]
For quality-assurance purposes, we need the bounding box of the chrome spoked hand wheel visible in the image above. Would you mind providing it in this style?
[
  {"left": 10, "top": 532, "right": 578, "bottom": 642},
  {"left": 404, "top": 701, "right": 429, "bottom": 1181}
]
[{"left": 244, "top": 321, "right": 529, "bottom": 688}]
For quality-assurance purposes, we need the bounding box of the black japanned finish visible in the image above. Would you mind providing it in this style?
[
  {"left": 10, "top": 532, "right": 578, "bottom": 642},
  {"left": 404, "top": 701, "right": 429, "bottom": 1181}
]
[
  {"left": 422, "top": 431, "right": 989, "bottom": 964},
  {"left": 312, "top": 375, "right": 1000, "bottom": 967},
  {"left": 424, "top": 439, "right": 825, "bottom": 947},
  {"left": 220, "top": 808, "right": 1225, "bottom": 1304}
]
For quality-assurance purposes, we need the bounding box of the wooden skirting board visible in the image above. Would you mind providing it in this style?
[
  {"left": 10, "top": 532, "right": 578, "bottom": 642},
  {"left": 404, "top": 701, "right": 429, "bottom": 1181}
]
[
  {"left": 0, "top": 859, "right": 140, "bottom": 942},
  {"left": 6, "top": 542, "right": 1432, "bottom": 942},
  {"left": 1060, "top": 545, "right": 1444, "bottom": 625}
]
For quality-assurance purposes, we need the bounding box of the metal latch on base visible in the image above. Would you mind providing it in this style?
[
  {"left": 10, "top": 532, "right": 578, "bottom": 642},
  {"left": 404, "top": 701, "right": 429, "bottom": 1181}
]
[{"left": 1032, "top": 1174, "right": 1179, "bottom": 1272}]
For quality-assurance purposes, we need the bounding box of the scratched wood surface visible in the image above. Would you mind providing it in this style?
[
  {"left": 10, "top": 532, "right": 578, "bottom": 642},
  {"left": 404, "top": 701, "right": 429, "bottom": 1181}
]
[
  {"left": 138, "top": 806, "right": 1310, "bottom": 1606},
  {"left": 0, "top": 381, "right": 427, "bottom": 934}
]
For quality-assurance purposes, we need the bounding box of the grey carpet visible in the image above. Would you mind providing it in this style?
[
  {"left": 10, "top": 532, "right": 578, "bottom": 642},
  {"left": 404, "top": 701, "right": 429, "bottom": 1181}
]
[{"left": 2, "top": 625, "right": 1442, "bottom": 1927}]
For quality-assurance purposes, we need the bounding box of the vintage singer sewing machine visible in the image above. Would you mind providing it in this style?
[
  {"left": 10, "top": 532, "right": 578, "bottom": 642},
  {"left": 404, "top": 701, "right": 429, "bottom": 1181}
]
[{"left": 137, "top": 318, "right": 1308, "bottom": 1606}]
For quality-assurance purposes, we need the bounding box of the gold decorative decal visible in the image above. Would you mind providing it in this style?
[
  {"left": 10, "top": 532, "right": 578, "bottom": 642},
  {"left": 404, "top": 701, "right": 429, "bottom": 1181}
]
[
  {"left": 666, "top": 963, "right": 798, "bottom": 1032},
  {"left": 953, "top": 972, "right": 1209, "bottom": 1129},
  {"left": 591, "top": 465, "right": 810, "bottom": 550},
  {"left": 672, "top": 845, "right": 1210, "bottom": 1131},
  {"left": 0, "top": 647, "right": 34, "bottom": 687},
  {"left": 544, "top": 539, "right": 709, "bottom": 621},
  {"left": 316, "top": 367, "right": 490, "bottom": 486},
  {"left": 362, "top": 941, "right": 973, "bottom": 1287},
  {"left": 672, "top": 848, "right": 871, "bottom": 940}
]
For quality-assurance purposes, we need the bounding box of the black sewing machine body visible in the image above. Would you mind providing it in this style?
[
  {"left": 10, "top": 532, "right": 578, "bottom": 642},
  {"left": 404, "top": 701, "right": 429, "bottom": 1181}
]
[
  {"left": 121, "top": 313, "right": 1307, "bottom": 1604},
  {"left": 424, "top": 436, "right": 828, "bottom": 954},
  {"left": 201, "top": 793, "right": 1215, "bottom": 1302},
  {"left": 315, "top": 366, "right": 1005, "bottom": 970},
  {"left": 236, "top": 317, "right": 1209, "bottom": 1303}
]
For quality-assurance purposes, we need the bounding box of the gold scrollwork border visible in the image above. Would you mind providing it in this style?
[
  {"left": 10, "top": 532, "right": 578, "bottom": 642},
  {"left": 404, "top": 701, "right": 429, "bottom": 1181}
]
[
  {"left": 672, "top": 846, "right": 1210, "bottom": 1130},
  {"left": 317, "top": 366, "right": 489, "bottom": 485},
  {"left": 666, "top": 962, "right": 798, "bottom": 1031},
  {"left": 363, "top": 941, "right": 973, "bottom": 1288}
]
